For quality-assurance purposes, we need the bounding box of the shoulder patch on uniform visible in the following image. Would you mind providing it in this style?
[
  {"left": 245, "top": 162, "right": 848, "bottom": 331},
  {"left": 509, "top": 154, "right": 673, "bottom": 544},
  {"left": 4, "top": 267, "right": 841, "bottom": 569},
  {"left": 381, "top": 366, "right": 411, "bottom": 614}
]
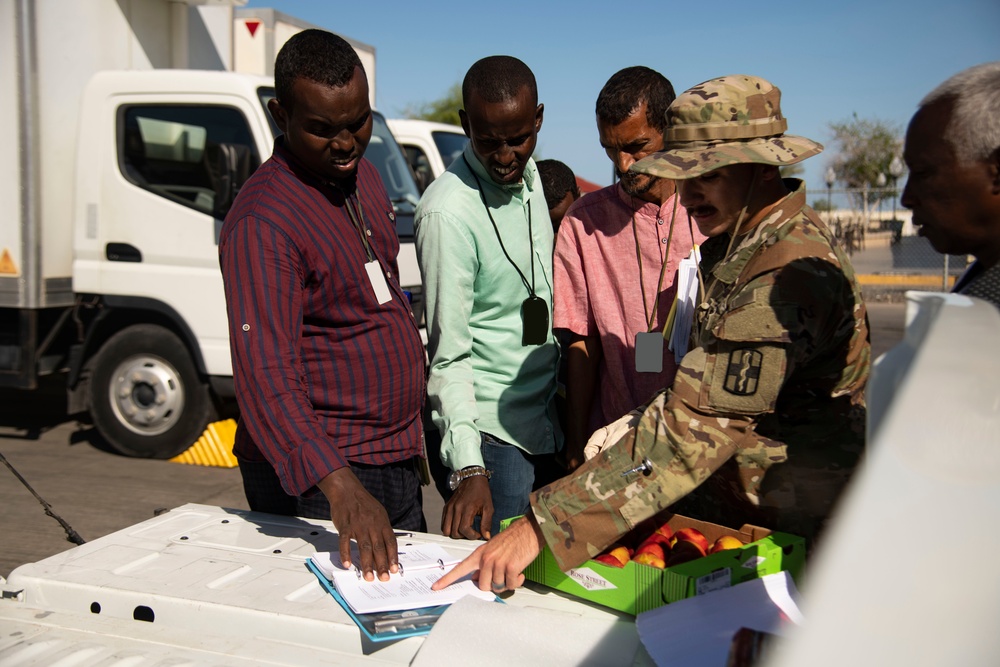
[{"left": 724, "top": 348, "right": 763, "bottom": 396}]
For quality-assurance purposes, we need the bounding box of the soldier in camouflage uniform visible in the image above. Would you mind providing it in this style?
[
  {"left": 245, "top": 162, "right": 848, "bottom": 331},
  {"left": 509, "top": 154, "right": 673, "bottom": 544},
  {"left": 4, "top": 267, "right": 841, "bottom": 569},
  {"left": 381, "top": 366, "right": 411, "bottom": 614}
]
[{"left": 434, "top": 75, "right": 869, "bottom": 593}]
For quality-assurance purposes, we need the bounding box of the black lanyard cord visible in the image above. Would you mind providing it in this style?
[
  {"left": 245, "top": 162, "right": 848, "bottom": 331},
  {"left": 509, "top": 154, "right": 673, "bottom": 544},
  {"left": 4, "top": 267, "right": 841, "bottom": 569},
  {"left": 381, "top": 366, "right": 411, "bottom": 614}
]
[{"left": 463, "top": 155, "right": 536, "bottom": 297}]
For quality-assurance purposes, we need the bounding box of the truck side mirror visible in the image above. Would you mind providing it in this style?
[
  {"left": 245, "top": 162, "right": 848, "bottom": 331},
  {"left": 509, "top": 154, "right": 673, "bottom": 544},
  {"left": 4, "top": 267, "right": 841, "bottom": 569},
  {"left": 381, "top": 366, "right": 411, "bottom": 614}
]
[
  {"left": 411, "top": 155, "right": 433, "bottom": 194},
  {"left": 205, "top": 142, "right": 254, "bottom": 219}
]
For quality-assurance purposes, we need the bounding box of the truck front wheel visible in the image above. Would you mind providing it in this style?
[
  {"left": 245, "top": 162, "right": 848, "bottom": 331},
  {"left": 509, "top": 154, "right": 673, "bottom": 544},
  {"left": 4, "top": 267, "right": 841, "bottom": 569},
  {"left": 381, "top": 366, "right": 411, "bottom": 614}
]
[{"left": 88, "top": 324, "right": 217, "bottom": 459}]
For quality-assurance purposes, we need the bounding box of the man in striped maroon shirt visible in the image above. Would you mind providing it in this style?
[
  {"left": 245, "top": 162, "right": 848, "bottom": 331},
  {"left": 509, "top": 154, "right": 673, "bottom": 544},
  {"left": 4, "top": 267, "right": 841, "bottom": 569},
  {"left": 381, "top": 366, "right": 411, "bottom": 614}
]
[{"left": 219, "top": 30, "right": 426, "bottom": 582}]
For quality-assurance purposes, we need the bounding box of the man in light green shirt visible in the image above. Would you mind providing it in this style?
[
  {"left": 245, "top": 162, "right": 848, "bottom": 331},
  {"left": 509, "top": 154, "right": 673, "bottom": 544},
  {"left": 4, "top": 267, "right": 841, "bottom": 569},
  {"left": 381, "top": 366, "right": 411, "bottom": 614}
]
[{"left": 414, "top": 55, "right": 562, "bottom": 542}]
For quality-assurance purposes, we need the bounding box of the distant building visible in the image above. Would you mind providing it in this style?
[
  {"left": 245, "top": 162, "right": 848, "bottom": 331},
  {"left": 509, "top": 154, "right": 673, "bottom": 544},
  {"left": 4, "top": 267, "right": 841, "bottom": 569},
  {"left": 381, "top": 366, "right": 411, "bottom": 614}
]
[{"left": 575, "top": 176, "right": 602, "bottom": 194}]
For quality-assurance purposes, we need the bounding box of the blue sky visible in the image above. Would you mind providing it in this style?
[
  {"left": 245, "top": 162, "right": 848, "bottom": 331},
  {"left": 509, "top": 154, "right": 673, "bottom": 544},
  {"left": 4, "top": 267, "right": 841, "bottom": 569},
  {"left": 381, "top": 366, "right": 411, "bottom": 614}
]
[{"left": 244, "top": 0, "right": 999, "bottom": 203}]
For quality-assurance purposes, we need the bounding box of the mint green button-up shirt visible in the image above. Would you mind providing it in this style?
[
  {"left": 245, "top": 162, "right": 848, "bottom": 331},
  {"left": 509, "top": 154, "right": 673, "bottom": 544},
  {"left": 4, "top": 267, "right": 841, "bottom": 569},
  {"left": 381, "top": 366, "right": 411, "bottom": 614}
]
[{"left": 414, "top": 143, "right": 562, "bottom": 472}]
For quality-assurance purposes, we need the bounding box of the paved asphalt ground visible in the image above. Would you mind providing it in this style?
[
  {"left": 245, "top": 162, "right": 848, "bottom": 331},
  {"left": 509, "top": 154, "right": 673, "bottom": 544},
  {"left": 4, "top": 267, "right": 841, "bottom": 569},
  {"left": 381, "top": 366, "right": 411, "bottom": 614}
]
[{"left": 0, "top": 302, "right": 908, "bottom": 580}]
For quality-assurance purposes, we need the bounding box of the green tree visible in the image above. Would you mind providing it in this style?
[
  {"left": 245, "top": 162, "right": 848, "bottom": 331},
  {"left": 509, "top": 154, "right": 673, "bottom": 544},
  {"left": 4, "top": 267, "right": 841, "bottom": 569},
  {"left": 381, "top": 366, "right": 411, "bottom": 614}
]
[
  {"left": 827, "top": 114, "right": 904, "bottom": 209},
  {"left": 402, "top": 82, "right": 463, "bottom": 127}
]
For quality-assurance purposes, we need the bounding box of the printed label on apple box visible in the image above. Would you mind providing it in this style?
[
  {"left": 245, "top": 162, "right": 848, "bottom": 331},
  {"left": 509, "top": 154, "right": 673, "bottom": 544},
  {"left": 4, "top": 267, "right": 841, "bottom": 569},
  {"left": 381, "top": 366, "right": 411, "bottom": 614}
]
[
  {"left": 567, "top": 567, "right": 617, "bottom": 592},
  {"left": 741, "top": 555, "right": 766, "bottom": 569},
  {"left": 695, "top": 568, "right": 731, "bottom": 596}
]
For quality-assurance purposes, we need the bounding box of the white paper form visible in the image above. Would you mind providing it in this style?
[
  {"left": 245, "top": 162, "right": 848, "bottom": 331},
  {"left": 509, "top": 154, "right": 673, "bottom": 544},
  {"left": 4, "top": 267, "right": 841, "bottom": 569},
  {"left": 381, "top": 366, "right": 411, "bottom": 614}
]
[
  {"left": 310, "top": 544, "right": 494, "bottom": 614},
  {"left": 635, "top": 571, "right": 803, "bottom": 667},
  {"left": 311, "top": 543, "right": 461, "bottom": 578},
  {"left": 668, "top": 247, "right": 701, "bottom": 360}
]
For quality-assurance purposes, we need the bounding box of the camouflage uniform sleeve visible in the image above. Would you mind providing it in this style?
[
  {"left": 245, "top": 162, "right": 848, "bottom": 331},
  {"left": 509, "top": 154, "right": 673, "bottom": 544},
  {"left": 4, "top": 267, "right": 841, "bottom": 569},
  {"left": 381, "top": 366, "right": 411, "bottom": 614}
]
[
  {"left": 530, "top": 338, "right": 785, "bottom": 571},
  {"left": 529, "top": 260, "right": 843, "bottom": 570}
]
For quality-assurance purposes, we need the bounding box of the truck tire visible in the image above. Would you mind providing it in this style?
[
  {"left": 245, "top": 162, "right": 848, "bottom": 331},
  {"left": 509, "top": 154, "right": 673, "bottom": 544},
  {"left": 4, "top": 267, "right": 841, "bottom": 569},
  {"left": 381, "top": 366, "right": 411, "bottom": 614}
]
[{"left": 88, "top": 324, "right": 217, "bottom": 459}]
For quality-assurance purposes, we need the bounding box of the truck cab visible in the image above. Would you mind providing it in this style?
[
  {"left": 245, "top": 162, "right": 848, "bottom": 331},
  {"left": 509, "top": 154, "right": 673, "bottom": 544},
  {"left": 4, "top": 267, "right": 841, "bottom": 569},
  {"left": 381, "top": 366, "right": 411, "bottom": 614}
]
[
  {"left": 385, "top": 119, "right": 468, "bottom": 194},
  {"left": 6, "top": 69, "right": 423, "bottom": 460}
]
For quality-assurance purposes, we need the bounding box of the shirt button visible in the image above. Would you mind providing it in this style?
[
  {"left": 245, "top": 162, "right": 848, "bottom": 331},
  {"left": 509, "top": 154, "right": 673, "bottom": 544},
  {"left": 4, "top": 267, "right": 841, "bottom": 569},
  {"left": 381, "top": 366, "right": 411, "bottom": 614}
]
[
  {"left": 661, "top": 238, "right": 668, "bottom": 244},
  {"left": 242, "top": 323, "right": 250, "bottom": 331},
  {"left": 389, "top": 211, "right": 396, "bottom": 221},
  {"left": 657, "top": 218, "right": 664, "bottom": 225},
  {"left": 387, "top": 271, "right": 392, "bottom": 278},
  {"left": 366, "top": 229, "right": 372, "bottom": 236}
]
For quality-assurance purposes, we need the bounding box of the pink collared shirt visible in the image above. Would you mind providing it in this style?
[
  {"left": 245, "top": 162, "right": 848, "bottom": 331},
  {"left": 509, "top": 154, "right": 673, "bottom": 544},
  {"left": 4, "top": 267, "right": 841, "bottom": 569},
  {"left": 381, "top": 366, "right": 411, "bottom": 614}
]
[{"left": 553, "top": 183, "right": 705, "bottom": 431}]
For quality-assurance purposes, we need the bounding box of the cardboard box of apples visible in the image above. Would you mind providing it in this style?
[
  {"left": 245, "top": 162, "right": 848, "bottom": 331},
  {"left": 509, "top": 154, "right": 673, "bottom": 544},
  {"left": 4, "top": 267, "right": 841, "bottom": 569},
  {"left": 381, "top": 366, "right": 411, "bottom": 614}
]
[{"left": 506, "top": 512, "right": 805, "bottom": 615}]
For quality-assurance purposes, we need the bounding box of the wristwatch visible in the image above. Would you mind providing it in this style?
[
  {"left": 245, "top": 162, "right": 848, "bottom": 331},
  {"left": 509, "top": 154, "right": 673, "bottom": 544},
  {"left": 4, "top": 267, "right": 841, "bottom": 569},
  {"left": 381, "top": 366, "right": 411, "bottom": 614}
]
[{"left": 448, "top": 466, "right": 492, "bottom": 491}]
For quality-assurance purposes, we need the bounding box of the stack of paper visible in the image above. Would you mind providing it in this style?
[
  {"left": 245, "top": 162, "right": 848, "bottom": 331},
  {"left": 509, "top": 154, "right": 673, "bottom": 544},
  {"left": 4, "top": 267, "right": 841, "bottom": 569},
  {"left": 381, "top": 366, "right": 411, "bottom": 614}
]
[
  {"left": 635, "top": 571, "right": 803, "bottom": 666},
  {"left": 310, "top": 544, "right": 494, "bottom": 614},
  {"left": 308, "top": 542, "right": 497, "bottom": 642},
  {"left": 669, "top": 247, "right": 701, "bottom": 360}
]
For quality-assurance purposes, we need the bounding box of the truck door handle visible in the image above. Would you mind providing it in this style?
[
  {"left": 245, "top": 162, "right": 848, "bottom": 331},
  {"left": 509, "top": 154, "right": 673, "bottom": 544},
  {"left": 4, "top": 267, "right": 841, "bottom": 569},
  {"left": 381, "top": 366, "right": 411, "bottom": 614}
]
[{"left": 106, "top": 243, "right": 142, "bottom": 263}]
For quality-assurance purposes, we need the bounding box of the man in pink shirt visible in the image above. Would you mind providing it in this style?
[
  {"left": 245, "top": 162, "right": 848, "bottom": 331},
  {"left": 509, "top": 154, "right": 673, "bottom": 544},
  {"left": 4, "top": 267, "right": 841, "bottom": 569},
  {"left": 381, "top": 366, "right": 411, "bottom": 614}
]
[{"left": 554, "top": 66, "right": 704, "bottom": 470}]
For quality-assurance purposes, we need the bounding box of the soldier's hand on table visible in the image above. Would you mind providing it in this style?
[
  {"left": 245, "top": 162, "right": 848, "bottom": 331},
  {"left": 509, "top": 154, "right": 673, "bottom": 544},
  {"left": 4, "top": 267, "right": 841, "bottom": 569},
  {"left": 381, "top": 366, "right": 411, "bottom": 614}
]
[
  {"left": 317, "top": 467, "right": 398, "bottom": 582},
  {"left": 432, "top": 514, "right": 544, "bottom": 594},
  {"left": 442, "top": 474, "right": 494, "bottom": 540},
  {"left": 583, "top": 409, "right": 642, "bottom": 460}
]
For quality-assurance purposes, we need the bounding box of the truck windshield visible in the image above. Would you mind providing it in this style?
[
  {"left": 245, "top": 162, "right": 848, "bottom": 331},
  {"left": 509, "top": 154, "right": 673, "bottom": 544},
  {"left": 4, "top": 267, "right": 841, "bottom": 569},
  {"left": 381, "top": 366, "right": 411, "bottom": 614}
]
[
  {"left": 433, "top": 131, "right": 469, "bottom": 170},
  {"left": 257, "top": 86, "right": 420, "bottom": 236}
]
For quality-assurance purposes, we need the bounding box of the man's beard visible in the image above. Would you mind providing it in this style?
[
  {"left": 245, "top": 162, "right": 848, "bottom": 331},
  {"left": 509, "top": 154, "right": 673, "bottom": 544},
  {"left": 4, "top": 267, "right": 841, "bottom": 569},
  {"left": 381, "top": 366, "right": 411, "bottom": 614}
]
[{"left": 618, "top": 170, "right": 656, "bottom": 197}]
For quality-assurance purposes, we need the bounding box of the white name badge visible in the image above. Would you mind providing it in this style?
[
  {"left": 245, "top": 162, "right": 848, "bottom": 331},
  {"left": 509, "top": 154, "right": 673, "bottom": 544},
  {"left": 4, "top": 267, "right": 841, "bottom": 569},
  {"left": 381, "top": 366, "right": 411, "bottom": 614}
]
[
  {"left": 365, "top": 260, "right": 392, "bottom": 305},
  {"left": 635, "top": 332, "right": 664, "bottom": 373}
]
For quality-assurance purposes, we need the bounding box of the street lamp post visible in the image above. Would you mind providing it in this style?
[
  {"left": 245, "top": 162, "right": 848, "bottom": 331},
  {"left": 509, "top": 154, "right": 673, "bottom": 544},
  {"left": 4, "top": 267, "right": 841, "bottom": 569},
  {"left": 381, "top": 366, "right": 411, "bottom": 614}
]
[
  {"left": 825, "top": 166, "right": 835, "bottom": 216},
  {"left": 876, "top": 172, "right": 887, "bottom": 224}
]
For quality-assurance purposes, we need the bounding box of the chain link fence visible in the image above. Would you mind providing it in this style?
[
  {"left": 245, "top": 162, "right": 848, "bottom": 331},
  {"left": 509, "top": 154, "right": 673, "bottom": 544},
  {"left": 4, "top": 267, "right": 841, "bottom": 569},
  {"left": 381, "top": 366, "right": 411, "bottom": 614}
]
[{"left": 809, "top": 188, "right": 971, "bottom": 303}]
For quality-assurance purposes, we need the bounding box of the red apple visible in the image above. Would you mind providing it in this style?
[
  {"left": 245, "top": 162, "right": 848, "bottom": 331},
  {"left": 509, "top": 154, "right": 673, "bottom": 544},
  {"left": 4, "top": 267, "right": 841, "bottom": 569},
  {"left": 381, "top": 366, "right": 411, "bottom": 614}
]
[
  {"left": 709, "top": 535, "right": 745, "bottom": 554},
  {"left": 633, "top": 551, "right": 666, "bottom": 569},
  {"left": 670, "top": 527, "right": 710, "bottom": 554},
  {"left": 653, "top": 522, "right": 674, "bottom": 542},
  {"left": 594, "top": 543, "right": 631, "bottom": 567},
  {"left": 594, "top": 553, "right": 626, "bottom": 568},
  {"left": 607, "top": 544, "right": 631, "bottom": 565},
  {"left": 666, "top": 540, "right": 707, "bottom": 566},
  {"left": 636, "top": 532, "right": 672, "bottom": 554},
  {"left": 634, "top": 542, "right": 666, "bottom": 561}
]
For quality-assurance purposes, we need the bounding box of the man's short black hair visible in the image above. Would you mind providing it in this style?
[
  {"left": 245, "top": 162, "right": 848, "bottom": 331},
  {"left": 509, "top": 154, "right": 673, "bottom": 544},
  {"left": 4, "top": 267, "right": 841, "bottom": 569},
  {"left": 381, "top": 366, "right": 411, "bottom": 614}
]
[
  {"left": 274, "top": 29, "right": 363, "bottom": 111},
  {"left": 596, "top": 66, "right": 676, "bottom": 133},
  {"left": 536, "top": 159, "right": 580, "bottom": 210},
  {"left": 462, "top": 55, "right": 537, "bottom": 107}
]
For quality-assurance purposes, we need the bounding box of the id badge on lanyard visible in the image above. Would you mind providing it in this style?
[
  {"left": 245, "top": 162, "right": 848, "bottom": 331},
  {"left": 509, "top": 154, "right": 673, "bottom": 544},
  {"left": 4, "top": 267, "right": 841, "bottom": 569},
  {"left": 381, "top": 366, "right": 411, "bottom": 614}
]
[
  {"left": 365, "top": 260, "right": 392, "bottom": 305},
  {"left": 522, "top": 295, "right": 549, "bottom": 346},
  {"left": 464, "top": 155, "right": 548, "bottom": 347},
  {"left": 635, "top": 331, "right": 663, "bottom": 373},
  {"left": 344, "top": 192, "right": 392, "bottom": 306},
  {"left": 632, "top": 198, "right": 677, "bottom": 373}
]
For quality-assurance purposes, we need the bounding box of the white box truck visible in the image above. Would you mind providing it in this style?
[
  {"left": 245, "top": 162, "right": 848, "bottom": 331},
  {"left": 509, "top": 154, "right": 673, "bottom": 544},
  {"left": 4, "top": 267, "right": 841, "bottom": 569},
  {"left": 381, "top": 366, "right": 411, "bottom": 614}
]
[
  {"left": 0, "top": 0, "right": 422, "bottom": 459},
  {"left": 386, "top": 118, "right": 468, "bottom": 193}
]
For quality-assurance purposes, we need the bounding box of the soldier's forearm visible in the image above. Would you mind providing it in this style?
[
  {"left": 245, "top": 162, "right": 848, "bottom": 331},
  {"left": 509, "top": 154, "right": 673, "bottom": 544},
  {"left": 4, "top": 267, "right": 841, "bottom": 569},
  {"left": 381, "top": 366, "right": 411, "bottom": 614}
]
[{"left": 530, "top": 390, "right": 748, "bottom": 571}]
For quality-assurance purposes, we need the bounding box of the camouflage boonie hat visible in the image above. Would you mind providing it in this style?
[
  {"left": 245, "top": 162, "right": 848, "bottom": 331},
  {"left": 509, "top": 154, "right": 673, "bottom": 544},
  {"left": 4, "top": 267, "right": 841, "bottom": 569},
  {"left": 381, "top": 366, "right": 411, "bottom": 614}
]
[{"left": 632, "top": 74, "right": 823, "bottom": 180}]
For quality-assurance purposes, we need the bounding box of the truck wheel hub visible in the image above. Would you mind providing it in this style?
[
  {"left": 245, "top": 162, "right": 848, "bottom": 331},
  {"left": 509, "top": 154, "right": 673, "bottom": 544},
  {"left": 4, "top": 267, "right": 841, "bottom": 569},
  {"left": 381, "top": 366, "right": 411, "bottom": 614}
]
[{"left": 108, "top": 356, "right": 185, "bottom": 436}]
